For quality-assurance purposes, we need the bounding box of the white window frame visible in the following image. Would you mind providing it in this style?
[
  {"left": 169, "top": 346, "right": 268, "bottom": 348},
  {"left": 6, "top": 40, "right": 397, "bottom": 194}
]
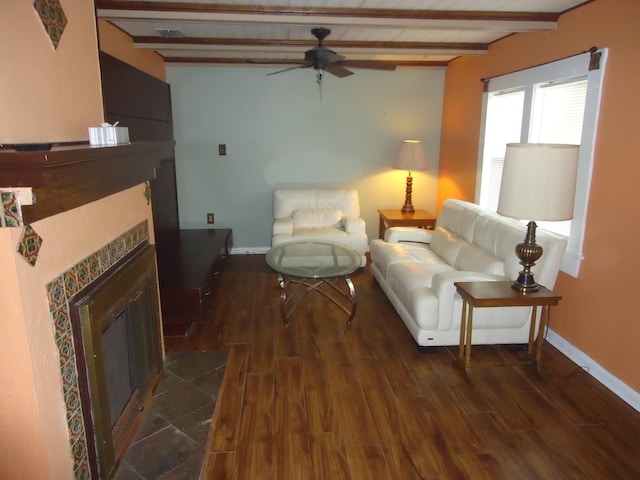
[{"left": 476, "top": 49, "right": 607, "bottom": 277}]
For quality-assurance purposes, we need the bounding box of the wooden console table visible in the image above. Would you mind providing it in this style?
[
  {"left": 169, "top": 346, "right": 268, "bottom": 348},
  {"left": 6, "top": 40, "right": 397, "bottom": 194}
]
[
  {"left": 156, "top": 228, "right": 232, "bottom": 336},
  {"left": 378, "top": 209, "right": 437, "bottom": 239},
  {"left": 454, "top": 281, "right": 562, "bottom": 373}
]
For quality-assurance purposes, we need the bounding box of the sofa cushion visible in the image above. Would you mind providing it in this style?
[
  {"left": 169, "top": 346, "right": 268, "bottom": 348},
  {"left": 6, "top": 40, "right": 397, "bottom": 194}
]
[
  {"left": 292, "top": 208, "right": 343, "bottom": 228},
  {"left": 455, "top": 243, "right": 504, "bottom": 275},
  {"left": 429, "top": 227, "right": 467, "bottom": 266},
  {"left": 370, "top": 239, "right": 448, "bottom": 278},
  {"left": 436, "top": 200, "right": 484, "bottom": 243},
  {"left": 387, "top": 262, "right": 455, "bottom": 328}
]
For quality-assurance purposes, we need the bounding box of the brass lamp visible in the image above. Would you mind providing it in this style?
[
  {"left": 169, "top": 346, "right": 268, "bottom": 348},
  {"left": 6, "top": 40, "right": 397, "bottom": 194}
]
[
  {"left": 497, "top": 143, "right": 579, "bottom": 292},
  {"left": 393, "top": 140, "right": 429, "bottom": 213}
]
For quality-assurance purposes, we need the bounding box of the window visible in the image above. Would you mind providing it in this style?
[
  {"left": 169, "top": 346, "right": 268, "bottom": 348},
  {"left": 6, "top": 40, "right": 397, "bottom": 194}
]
[{"left": 477, "top": 49, "right": 607, "bottom": 277}]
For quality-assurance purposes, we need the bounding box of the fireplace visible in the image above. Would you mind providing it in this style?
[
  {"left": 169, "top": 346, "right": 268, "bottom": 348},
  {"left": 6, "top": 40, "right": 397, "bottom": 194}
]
[
  {"left": 44, "top": 219, "right": 161, "bottom": 479},
  {"left": 69, "top": 244, "right": 162, "bottom": 478},
  {"left": 0, "top": 141, "right": 174, "bottom": 478}
]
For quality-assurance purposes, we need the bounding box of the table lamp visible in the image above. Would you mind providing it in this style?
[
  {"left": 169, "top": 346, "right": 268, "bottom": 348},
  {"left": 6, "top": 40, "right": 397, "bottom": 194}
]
[
  {"left": 393, "top": 140, "right": 428, "bottom": 213},
  {"left": 497, "top": 143, "right": 579, "bottom": 292}
]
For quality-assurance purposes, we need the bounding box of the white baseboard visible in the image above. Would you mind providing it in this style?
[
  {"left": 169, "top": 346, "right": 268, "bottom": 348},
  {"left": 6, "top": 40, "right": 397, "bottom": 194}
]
[
  {"left": 546, "top": 328, "right": 640, "bottom": 413},
  {"left": 230, "top": 246, "right": 269, "bottom": 255}
]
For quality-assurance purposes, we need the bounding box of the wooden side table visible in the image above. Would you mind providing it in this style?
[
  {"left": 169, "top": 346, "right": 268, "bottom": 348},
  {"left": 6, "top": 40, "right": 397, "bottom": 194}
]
[
  {"left": 454, "top": 281, "right": 562, "bottom": 373},
  {"left": 378, "top": 209, "right": 437, "bottom": 239}
]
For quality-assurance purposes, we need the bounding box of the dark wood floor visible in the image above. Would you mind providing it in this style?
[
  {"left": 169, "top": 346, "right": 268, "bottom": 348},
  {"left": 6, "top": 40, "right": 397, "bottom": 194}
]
[{"left": 164, "top": 254, "right": 640, "bottom": 480}]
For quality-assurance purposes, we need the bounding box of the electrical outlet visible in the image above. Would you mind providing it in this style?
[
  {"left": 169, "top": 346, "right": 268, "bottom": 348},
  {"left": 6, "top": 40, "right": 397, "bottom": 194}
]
[
  {"left": 218, "top": 144, "right": 226, "bottom": 156},
  {"left": 207, "top": 213, "right": 214, "bottom": 224}
]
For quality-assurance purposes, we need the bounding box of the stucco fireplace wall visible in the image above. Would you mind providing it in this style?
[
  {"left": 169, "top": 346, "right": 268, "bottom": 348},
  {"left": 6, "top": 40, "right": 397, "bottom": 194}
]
[{"left": 0, "top": 185, "right": 155, "bottom": 479}]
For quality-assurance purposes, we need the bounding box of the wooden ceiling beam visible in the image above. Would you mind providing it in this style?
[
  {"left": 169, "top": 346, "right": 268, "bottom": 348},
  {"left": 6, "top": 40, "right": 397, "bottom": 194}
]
[
  {"left": 132, "top": 36, "right": 488, "bottom": 52},
  {"left": 161, "top": 56, "right": 449, "bottom": 68}
]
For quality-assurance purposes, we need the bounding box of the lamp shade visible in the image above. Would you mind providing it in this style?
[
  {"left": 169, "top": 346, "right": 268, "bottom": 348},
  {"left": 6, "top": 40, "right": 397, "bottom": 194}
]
[
  {"left": 393, "top": 140, "right": 428, "bottom": 172},
  {"left": 497, "top": 143, "right": 579, "bottom": 221}
]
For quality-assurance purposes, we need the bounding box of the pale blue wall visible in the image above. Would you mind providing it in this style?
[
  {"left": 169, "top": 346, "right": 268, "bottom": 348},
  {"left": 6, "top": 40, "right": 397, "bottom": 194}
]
[{"left": 166, "top": 66, "right": 445, "bottom": 251}]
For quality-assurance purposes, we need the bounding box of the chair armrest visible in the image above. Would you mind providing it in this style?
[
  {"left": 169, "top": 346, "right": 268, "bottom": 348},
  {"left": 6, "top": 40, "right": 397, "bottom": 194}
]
[
  {"left": 273, "top": 218, "right": 293, "bottom": 235},
  {"left": 384, "top": 227, "right": 433, "bottom": 244},
  {"left": 341, "top": 216, "right": 366, "bottom": 233}
]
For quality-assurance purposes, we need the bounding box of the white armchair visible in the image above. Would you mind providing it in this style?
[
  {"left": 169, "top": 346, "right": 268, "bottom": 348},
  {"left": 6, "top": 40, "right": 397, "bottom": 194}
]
[{"left": 272, "top": 188, "right": 368, "bottom": 265}]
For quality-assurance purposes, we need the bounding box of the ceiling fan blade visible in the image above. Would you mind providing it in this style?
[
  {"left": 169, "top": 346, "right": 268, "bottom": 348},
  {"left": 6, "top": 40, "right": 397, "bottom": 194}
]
[
  {"left": 341, "top": 60, "right": 397, "bottom": 71},
  {"left": 325, "top": 65, "right": 354, "bottom": 78},
  {"left": 266, "top": 64, "right": 310, "bottom": 76}
]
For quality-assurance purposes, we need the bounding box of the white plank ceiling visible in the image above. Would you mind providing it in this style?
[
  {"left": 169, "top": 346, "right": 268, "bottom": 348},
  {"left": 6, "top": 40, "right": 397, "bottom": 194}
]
[{"left": 96, "top": 1, "right": 591, "bottom": 68}]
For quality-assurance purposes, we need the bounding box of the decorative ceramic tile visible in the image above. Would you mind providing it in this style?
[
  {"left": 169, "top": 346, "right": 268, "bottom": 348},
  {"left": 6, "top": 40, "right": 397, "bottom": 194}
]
[
  {"left": 88, "top": 253, "right": 101, "bottom": 281},
  {"left": 64, "top": 380, "right": 83, "bottom": 420},
  {"left": 98, "top": 245, "right": 112, "bottom": 272},
  {"left": 71, "top": 436, "right": 88, "bottom": 468},
  {"left": 47, "top": 277, "right": 66, "bottom": 312},
  {"left": 61, "top": 360, "right": 79, "bottom": 397},
  {"left": 1, "top": 191, "right": 23, "bottom": 227},
  {"left": 46, "top": 220, "right": 150, "bottom": 479},
  {"left": 73, "top": 259, "right": 91, "bottom": 292},
  {"left": 33, "top": 0, "right": 67, "bottom": 49},
  {"left": 74, "top": 461, "right": 91, "bottom": 480},
  {"left": 124, "top": 228, "right": 136, "bottom": 251},
  {"left": 63, "top": 268, "right": 79, "bottom": 299},
  {"left": 56, "top": 331, "right": 75, "bottom": 367},
  {"left": 140, "top": 221, "right": 149, "bottom": 241},
  {"left": 108, "top": 236, "right": 126, "bottom": 265},
  {"left": 51, "top": 305, "right": 71, "bottom": 341},
  {"left": 17, "top": 225, "right": 43, "bottom": 266}
]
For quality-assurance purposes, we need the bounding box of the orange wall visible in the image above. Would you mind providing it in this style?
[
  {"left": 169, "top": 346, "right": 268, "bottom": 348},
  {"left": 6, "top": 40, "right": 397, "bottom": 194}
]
[
  {"left": 98, "top": 20, "right": 167, "bottom": 81},
  {"left": 0, "top": 2, "right": 159, "bottom": 478},
  {"left": 439, "top": 0, "right": 640, "bottom": 392},
  {"left": 0, "top": 0, "right": 103, "bottom": 144}
]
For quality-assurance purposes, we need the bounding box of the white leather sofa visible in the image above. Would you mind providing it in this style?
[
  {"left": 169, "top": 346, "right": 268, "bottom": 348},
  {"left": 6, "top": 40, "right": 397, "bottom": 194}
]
[
  {"left": 370, "top": 199, "right": 567, "bottom": 347},
  {"left": 272, "top": 188, "right": 368, "bottom": 265}
]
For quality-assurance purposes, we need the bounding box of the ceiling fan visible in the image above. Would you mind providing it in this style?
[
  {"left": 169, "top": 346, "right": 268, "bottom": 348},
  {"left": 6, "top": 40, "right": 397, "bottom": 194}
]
[{"left": 267, "top": 28, "right": 397, "bottom": 84}]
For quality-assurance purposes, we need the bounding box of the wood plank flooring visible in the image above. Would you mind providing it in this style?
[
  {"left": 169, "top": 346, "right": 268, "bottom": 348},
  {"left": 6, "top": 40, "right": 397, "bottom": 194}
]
[{"left": 164, "top": 255, "right": 640, "bottom": 479}]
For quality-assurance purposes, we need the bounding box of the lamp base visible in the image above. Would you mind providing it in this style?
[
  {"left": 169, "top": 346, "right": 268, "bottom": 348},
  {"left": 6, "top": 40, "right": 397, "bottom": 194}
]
[
  {"left": 511, "top": 277, "right": 539, "bottom": 293},
  {"left": 400, "top": 173, "right": 415, "bottom": 214},
  {"left": 401, "top": 204, "right": 415, "bottom": 214},
  {"left": 512, "top": 221, "right": 543, "bottom": 293}
]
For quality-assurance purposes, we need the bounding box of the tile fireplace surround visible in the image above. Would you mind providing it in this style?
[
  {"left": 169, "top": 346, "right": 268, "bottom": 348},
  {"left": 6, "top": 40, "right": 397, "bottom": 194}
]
[{"left": 46, "top": 220, "right": 150, "bottom": 479}]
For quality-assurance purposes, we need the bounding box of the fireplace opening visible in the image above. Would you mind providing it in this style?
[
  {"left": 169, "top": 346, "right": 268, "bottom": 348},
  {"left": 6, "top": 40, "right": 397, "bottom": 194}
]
[{"left": 70, "top": 245, "right": 163, "bottom": 479}]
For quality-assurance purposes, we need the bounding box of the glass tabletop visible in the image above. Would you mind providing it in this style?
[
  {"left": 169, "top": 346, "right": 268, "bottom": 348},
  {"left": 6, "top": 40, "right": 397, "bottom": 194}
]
[{"left": 266, "top": 240, "right": 361, "bottom": 278}]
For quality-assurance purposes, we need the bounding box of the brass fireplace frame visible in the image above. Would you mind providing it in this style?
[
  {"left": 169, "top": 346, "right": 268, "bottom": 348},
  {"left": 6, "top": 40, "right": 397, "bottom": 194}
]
[{"left": 70, "top": 244, "right": 163, "bottom": 478}]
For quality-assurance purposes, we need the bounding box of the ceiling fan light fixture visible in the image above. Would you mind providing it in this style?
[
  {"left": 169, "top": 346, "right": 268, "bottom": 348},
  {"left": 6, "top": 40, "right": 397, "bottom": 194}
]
[{"left": 267, "top": 27, "right": 396, "bottom": 84}]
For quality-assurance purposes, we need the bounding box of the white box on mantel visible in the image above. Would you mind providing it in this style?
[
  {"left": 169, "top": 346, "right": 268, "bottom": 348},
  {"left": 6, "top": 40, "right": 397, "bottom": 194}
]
[{"left": 88, "top": 123, "right": 130, "bottom": 146}]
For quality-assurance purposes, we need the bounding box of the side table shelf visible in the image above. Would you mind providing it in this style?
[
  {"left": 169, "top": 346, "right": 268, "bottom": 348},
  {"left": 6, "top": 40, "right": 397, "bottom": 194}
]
[
  {"left": 378, "top": 209, "right": 437, "bottom": 239},
  {"left": 155, "top": 228, "right": 232, "bottom": 336}
]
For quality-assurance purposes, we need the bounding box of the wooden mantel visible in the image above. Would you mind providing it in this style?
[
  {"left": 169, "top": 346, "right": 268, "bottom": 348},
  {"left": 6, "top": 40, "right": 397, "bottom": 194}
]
[{"left": 0, "top": 141, "right": 175, "bottom": 224}]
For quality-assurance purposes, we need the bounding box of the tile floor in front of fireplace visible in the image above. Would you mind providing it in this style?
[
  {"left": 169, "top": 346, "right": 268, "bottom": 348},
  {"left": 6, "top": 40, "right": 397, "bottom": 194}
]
[{"left": 113, "top": 349, "right": 228, "bottom": 480}]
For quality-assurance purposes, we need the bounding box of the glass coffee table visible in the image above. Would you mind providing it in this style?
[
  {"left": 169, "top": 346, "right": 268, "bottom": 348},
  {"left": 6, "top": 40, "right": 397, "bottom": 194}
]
[{"left": 266, "top": 240, "right": 362, "bottom": 326}]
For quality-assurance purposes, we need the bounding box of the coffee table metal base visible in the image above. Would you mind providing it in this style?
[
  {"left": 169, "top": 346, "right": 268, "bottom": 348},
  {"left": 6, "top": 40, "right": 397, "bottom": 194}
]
[{"left": 277, "top": 274, "right": 356, "bottom": 327}]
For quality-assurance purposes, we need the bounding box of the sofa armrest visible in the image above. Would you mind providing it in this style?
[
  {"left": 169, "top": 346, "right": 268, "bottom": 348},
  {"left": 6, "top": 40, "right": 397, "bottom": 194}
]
[
  {"left": 431, "top": 270, "right": 507, "bottom": 330},
  {"left": 273, "top": 218, "right": 293, "bottom": 235},
  {"left": 341, "top": 216, "right": 366, "bottom": 233},
  {"left": 384, "top": 227, "right": 433, "bottom": 244}
]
